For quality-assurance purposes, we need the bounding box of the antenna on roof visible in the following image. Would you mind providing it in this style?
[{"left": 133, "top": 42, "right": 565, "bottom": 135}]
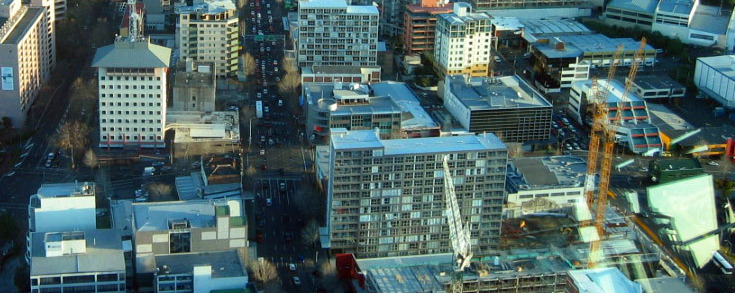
[{"left": 127, "top": 0, "right": 142, "bottom": 42}]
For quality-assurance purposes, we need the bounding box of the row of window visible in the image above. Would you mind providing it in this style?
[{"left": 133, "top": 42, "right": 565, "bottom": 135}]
[
  {"left": 102, "top": 135, "right": 162, "bottom": 141},
  {"left": 101, "top": 102, "right": 160, "bottom": 107},
  {"left": 100, "top": 76, "right": 159, "bottom": 81},
  {"left": 100, "top": 84, "right": 161, "bottom": 90},
  {"left": 100, "top": 110, "right": 161, "bottom": 115}
]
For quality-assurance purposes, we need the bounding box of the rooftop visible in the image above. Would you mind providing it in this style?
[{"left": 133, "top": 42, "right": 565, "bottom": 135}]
[
  {"left": 573, "top": 79, "right": 644, "bottom": 103},
  {"left": 36, "top": 182, "right": 95, "bottom": 199},
  {"left": 507, "top": 156, "right": 587, "bottom": 191},
  {"left": 331, "top": 129, "right": 506, "bottom": 154},
  {"left": 664, "top": 124, "right": 735, "bottom": 146},
  {"left": 636, "top": 277, "right": 695, "bottom": 293},
  {"left": 167, "top": 111, "right": 240, "bottom": 143},
  {"left": 154, "top": 250, "right": 246, "bottom": 278},
  {"left": 176, "top": 0, "right": 236, "bottom": 14},
  {"left": 446, "top": 75, "right": 552, "bottom": 111},
  {"left": 92, "top": 39, "right": 172, "bottom": 69},
  {"left": 301, "top": 65, "right": 381, "bottom": 75},
  {"left": 299, "top": 0, "right": 378, "bottom": 14},
  {"left": 697, "top": 55, "right": 735, "bottom": 79},
  {"left": 305, "top": 83, "right": 402, "bottom": 117},
  {"left": 689, "top": 5, "right": 731, "bottom": 35},
  {"left": 607, "top": 0, "right": 658, "bottom": 14},
  {"left": 370, "top": 81, "right": 438, "bottom": 130},
  {"left": 132, "top": 199, "right": 242, "bottom": 232},
  {"left": 651, "top": 158, "right": 703, "bottom": 171},
  {"left": 491, "top": 16, "right": 524, "bottom": 31},
  {"left": 520, "top": 18, "right": 591, "bottom": 43},
  {"left": 656, "top": 0, "right": 695, "bottom": 15},
  {"left": 567, "top": 268, "right": 642, "bottom": 292},
  {"left": 406, "top": 3, "right": 453, "bottom": 14},
  {"left": 2, "top": 6, "right": 43, "bottom": 45},
  {"left": 30, "top": 229, "right": 125, "bottom": 276},
  {"left": 646, "top": 103, "right": 693, "bottom": 133},
  {"left": 439, "top": 11, "right": 491, "bottom": 26}
]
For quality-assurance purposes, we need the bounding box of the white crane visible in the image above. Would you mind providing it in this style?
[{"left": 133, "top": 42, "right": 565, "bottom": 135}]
[{"left": 443, "top": 156, "right": 472, "bottom": 292}]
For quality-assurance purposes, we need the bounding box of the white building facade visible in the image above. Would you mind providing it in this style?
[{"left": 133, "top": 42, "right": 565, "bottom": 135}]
[
  {"left": 297, "top": 0, "right": 379, "bottom": 67},
  {"left": 176, "top": 0, "right": 239, "bottom": 78},
  {"left": 694, "top": 55, "right": 735, "bottom": 108},
  {"left": 434, "top": 2, "right": 492, "bottom": 77},
  {"left": 92, "top": 39, "right": 171, "bottom": 149},
  {"left": 30, "top": 0, "right": 57, "bottom": 69}
]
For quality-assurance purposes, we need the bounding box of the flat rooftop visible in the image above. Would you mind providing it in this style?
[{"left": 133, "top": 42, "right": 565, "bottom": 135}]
[
  {"left": 607, "top": 0, "right": 658, "bottom": 14},
  {"left": 3, "top": 7, "right": 43, "bottom": 45},
  {"left": 405, "top": 3, "right": 453, "bottom": 14},
  {"left": 508, "top": 156, "right": 586, "bottom": 190},
  {"left": 305, "top": 83, "right": 402, "bottom": 117},
  {"left": 689, "top": 5, "right": 731, "bottom": 35},
  {"left": 646, "top": 103, "right": 694, "bottom": 132},
  {"left": 167, "top": 111, "right": 240, "bottom": 143},
  {"left": 559, "top": 34, "right": 655, "bottom": 54},
  {"left": 629, "top": 75, "right": 685, "bottom": 91},
  {"left": 697, "top": 55, "right": 735, "bottom": 79},
  {"left": 664, "top": 124, "right": 735, "bottom": 146},
  {"left": 492, "top": 16, "right": 524, "bottom": 31},
  {"left": 132, "top": 199, "right": 242, "bottom": 232},
  {"left": 155, "top": 250, "right": 246, "bottom": 278},
  {"left": 439, "top": 11, "right": 491, "bottom": 26},
  {"left": 567, "top": 268, "right": 642, "bottom": 292},
  {"left": 520, "top": 18, "right": 591, "bottom": 43},
  {"left": 573, "top": 79, "right": 644, "bottom": 103},
  {"left": 446, "top": 75, "right": 552, "bottom": 111},
  {"left": 636, "top": 277, "right": 695, "bottom": 293},
  {"left": 176, "top": 0, "right": 236, "bottom": 14},
  {"left": 331, "top": 129, "right": 506, "bottom": 154},
  {"left": 656, "top": 0, "right": 694, "bottom": 15},
  {"left": 651, "top": 158, "right": 702, "bottom": 171},
  {"left": 36, "top": 182, "right": 96, "bottom": 199},
  {"left": 301, "top": 65, "right": 381, "bottom": 75},
  {"left": 30, "top": 229, "right": 125, "bottom": 276},
  {"left": 370, "top": 81, "right": 438, "bottom": 130}
]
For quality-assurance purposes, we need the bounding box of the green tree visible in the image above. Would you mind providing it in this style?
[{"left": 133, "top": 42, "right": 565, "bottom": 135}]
[
  {"left": 0, "top": 211, "right": 18, "bottom": 242},
  {"left": 1, "top": 117, "right": 12, "bottom": 129},
  {"left": 14, "top": 264, "right": 29, "bottom": 292}
]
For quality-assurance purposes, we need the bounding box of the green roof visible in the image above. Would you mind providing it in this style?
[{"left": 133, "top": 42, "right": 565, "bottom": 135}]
[
  {"left": 92, "top": 39, "right": 171, "bottom": 68},
  {"left": 230, "top": 216, "right": 246, "bottom": 227},
  {"left": 651, "top": 158, "right": 703, "bottom": 171},
  {"left": 215, "top": 205, "right": 230, "bottom": 217}
]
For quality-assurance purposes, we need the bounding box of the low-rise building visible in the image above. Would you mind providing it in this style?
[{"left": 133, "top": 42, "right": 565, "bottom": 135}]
[
  {"left": 30, "top": 230, "right": 126, "bottom": 293},
  {"left": 443, "top": 75, "right": 552, "bottom": 143},
  {"left": 166, "top": 111, "right": 240, "bottom": 159},
  {"left": 569, "top": 79, "right": 662, "bottom": 154},
  {"left": 402, "top": 0, "right": 452, "bottom": 55},
  {"left": 567, "top": 268, "right": 642, "bottom": 292},
  {"left": 603, "top": 0, "right": 658, "bottom": 29},
  {"left": 153, "top": 250, "right": 248, "bottom": 292},
  {"left": 648, "top": 158, "right": 703, "bottom": 184},
  {"left": 305, "top": 81, "right": 438, "bottom": 142},
  {"left": 300, "top": 65, "right": 381, "bottom": 85},
  {"left": 171, "top": 58, "right": 216, "bottom": 112},
  {"left": 626, "top": 75, "right": 686, "bottom": 100},
  {"left": 694, "top": 55, "right": 735, "bottom": 108},
  {"left": 131, "top": 199, "right": 247, "bottom": 277},
  {"left": 661, "top": 124, "right": 735, "bottom": 157},
  {"left": 505, "top": 156, "right": 586, "bottom": 218}
]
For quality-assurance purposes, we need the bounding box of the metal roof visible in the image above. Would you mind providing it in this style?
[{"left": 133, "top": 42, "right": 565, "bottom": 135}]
[
  {"left": 697, "top": 55, "right": 735, "bottom": 79},
  {"left": 154, "top": 250, "right": 247, "bottom": 278},
  {"left": 567, "top": 268, "right": 643, "bottom": 293},
  {"left": 507, "top": 156, "right": 587, "bottom": 191},
  {"left": 330, "top": 129, "right": 506, "bottom": 154},
  {"left": 132, "top": 199, "right": 242, "bottom": 232},
  {"left": 92, "top": 39, "right": 172, "bottom": 69},
  {"left": 656, "top": 0, "right": 695, "bottom": 15},
  {"left": 446, "top": 75, "right": 552, "bottom": 111},
  {"left": 370, "top": 81, "right": 438, "bottom": 130},
  {"left": 607, "top": 0, "right": 658, "bottom": 14},
  {"left": 30, "top": 229, "right": 125, "bottom": 276}
]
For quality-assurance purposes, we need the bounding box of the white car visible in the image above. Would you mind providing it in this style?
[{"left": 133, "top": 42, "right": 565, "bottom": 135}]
[
  {"left": 256, "top": 93, "right": 262, "bottom": 99},
  {"left": 493, "top": 56, "right": 501, "bottom": 62},
  {"left": 709, "top": 161, "right": 720, "bottom": 166},
  {"left": 289, "top": 263, "right": 296, "bottom": 271},
  {"left": 266, "top": 198, "right": 273, "bottom": 206},
  {"left": 292, "top": 276, "right": 301, "bottom": 285}
]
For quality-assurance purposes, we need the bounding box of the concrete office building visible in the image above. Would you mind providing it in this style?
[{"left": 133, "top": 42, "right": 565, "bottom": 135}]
[
  {"left": 469, "top": 0, "right": 590, "bottom": 10},
  {"left": 325, "top": 129, "right": 508, "bottom": 257},
  {"left": 171, "top": 58, "right": 215, "bottom": 112},
  {"left": 176, "top": 0, "right": 239, "bottom": 78},
  {"left": 153, "top": 250, "right": 248, "bottom": 292},
  {"left": 694, "top": 55, "right": 735, "bottom": 108},
  {"left": 402, "top": 0, "right": 452, "bottom": 56},
  {"left": 434, "top": 2, "right": 492, "bottom": 78},
  {"left": 626, "top": 75, "right": 686, "bottom": 100},
  {"left": 92, "top": 37, "right": 172, "bottom": 149},
  {"left": 296, "top": 0, "right": 379, "bottom": 67},
  {"left": 166, "top": 111, "right": 240, "bottom": 160},
  {"left": 29, "top": 230, "right": 126, "bottom": 293},
  {"left": 0, "top": 0, "right": 52, "bottom": 128},
  {"left": 443, "top": 75, "right": 552, "bottom": 143},
  {"left": 505, "top": 156, "right": 586, "bottom": 218},
  {"left": 604, "top": 0, "right": 658, "bottom": 29},
  {"left": 131, "top": 199, "right": 247, "bottom": 275}
]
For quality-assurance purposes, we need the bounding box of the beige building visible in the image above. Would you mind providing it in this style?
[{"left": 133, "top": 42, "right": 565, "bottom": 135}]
[
  {"left": 434, "top": 2, "right": 493, "bottom": 77},
  {"left": 172, "top": 58, "right": 216, "bottom": 112},
  {"left": 0, "top": 0, "right": 52, "bottom": 127},
  {"left": 176, "top": 0, "right": 239, "bottom": 78},
  {"left": 92, "top": 38, "right": 172, "bottom": 149},
  {"left": 30, "top": 0, "right": 57, "bottom": 69}
]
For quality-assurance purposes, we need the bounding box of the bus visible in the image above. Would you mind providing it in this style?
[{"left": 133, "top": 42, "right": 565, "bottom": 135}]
[
  {"left": 255, "top": 101, "right": 263, "bottom": 118},
  {"left": 713, "top": 251, "right": 733, "bottom": 274}
]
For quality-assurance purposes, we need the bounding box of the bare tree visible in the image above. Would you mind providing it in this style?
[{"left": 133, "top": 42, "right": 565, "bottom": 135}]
[
  {"left": 318, "top": 261, "right": 344, "bottom": 293},
  {"left": 242, "top": 52, "right": 256, "bottom": 79},
  {"left": 249, "top": 258, "right": 279, "bottom": 285},
  {"left": 277, "top": 71, "right": 300, "bottom": 98},
  {"left": 281, "top": 58, "right": 297, "bottom": 74},
  {"left": 83, "top": 149, "right": 99, "bottom": 169},
  {"left": 56, "top": 120, "right": 90, "bottom": 169},
  {"left": 301, "top": 219, "right": 320, "bottom": 247},
  {"left": 147, "top": 182, "right": 173, "bottom": 201},
  {"left": 293, "top": 188, "right": 321, "bottom": 219}
]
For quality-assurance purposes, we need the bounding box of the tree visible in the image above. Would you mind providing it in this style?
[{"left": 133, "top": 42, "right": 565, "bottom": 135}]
[
  {"left": 277, "top": 71, "right": 301, "bottom": 98},
  {"left": 56, "top": 120, "right": 90, "bottom": 169},
  {"left": 242, "top": 52, "right": 256, "bottom": 79},
  {"left": 1, "top": 117, "right": 12, "bottom": 129},
  {"left": 249, "top": 258, "right": 279, "bottom": 285},
  {"left": 14, "top": 264, "right": 29, "bottom": 293},
  {"left": 147, "top": 182, "right": 174, "bottom": 201},
  {"left": 281, "top": 58, "right": 297, "bottom": 74},
  {"left": 301, "top": 219, "right": 320, "bottom": 247},
  {"left": 83, "top": 149, "right": 99, "bottom": 169},
  {"left": 0, "top": 210, "right": 18, "bottom": 242},
  {"left": 317, "top": 261, "right": 344, "bottom": 293}
]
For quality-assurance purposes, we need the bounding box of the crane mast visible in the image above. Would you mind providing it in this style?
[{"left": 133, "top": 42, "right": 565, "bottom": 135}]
[{"left": 443, "top": 156, "right": 472, "bottom": 292}]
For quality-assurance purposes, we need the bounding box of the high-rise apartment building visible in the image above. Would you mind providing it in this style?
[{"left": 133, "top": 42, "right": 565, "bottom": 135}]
[
  {"left": 434, "top": 2, "right": 493, "bottom": 77},
  {"left": 403, "top": 0, "right": 452, "bottom": 55},
  {"left": 326, "top": 129, "right": 507, "bottom": 257},
  {"left": 30, "top": 0, "right": 57, "bottom": 69},
  {"left": 92, "top": 38, "right": 171, "bottom": 149},
  {"left": 0, "top": 0, "right": 52, "bottom": 127},
  {"left": 176, "top": 0, "right": 238, "bottom": 78},
  {"left": 297, "top": 0, "right": 379, "bottom": 67}
]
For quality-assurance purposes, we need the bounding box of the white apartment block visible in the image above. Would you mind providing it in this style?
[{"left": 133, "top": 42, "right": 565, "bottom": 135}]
[
  {"left": 297, "top": 0, "right": 379, "bottom": 67},
  {"left": 326, "top": 129, "right": 508, "bottom": 257},
  {"left": 0, "top": 0, "right": 52, "bottom": 128},
  {"left": 176, "top": 0, "right": 239, "bottom": 78},
  {"left": 694, "top": 55, "right": 735, "bottom": 108},
  {"left": 92, "top": 38, "right": 172, "bottom": 149},
  {"left": 30, "top": 0, "right": 57, "bottom": 70},
  {"left": 434, "top": 2, "right": 493, "bottom": 77},
  {"left": 27, "top": 182, "right": 97, "bottom": 262}
]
